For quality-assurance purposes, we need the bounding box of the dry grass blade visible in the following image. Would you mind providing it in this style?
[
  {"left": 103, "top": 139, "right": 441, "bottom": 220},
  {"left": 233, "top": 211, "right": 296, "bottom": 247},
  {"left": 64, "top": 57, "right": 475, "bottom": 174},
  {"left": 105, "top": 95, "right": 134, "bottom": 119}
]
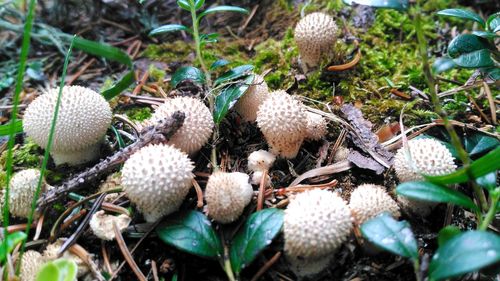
[
  {"left": 289, "top": 160, "right": 352, "bottom": 187},
  {"left": 483, "top": 82, "right": 497, "bottom": 125},
  {"left": 250, "top": 251, "right": 282, "bottom": 281},
  {"left": 257, "top": 170, "right": 268, "bottom": 211},
  {"left": 113, "top": 222, "right": 147, "bottom": 281}
]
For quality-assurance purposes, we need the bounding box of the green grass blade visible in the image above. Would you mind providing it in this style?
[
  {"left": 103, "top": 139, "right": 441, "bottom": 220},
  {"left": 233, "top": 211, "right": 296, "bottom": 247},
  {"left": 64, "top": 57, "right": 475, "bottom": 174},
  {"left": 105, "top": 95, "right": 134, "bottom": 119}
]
[{"left": 0, "top": 120, "right": 23, "bottom": 136}]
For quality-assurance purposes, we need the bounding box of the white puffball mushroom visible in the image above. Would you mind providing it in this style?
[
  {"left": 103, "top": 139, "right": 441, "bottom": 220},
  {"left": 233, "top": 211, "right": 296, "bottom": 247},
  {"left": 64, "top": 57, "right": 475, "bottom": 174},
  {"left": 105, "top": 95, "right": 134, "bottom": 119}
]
[
  {"left": 43, "top": 240, "right": 89, "bottom": 277},
  {"left": 89, "top": 210, "right": 131, "bottom": 241},
  {"left": 284, "top": 189, "right": 353, "bottom": 277},
  {"left": 23, "top": 86, "right": 112, "bottom": 166},
  {"left": 349, "top": 184, "right": 400, "bottom": 225},
  {"left": 394, "top": 138, "right": 457, "bottom": 182},
  {"left": 256, "top": 90, "right": 307, "bottom": 158},
  {"left": 9, "top": 169, "right": 50, "bottom": 218},
  {"left": 205, "top": 172, "right": 254, "bottom": 224},
  {"left": 294, "top": 12, "right": 338, "bottom": 70},
  {"left": 250, "top": 170, "right": 271, "bottom": 186},
  {"left": 20, "top": 250, "right": 44, "bottom": 281},
  {"left": 234, "top": 74, "right": 269, "bottom": 122},
  {"left": 248, "top": 150, "right": 276, "bottom": 172},
  {"left": 121, "top": 144, "right": 194, "bottom": 222},
  {"left": 147, "top": 97, "right": 214, "bottom": 155},
  {"left": 305, "top": 111, "right": 328, "bottom": 141}
]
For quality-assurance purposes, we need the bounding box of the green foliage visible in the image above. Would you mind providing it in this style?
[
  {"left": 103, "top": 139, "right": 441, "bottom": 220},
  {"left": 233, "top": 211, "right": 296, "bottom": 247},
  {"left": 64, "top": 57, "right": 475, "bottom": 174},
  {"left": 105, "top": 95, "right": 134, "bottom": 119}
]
[
  {"left": 171, "top": 66, "right": 206, "bottom": 88},
  {"left": 214, "top": 74, "right": 254, "bottom": 124},
  {"left": 124, "top": 107, "right": 152, "bottom": 122},
  {"left": 437, "top": 225, "right": 461, "bottom": 247},
  {"left": 0, "top": 231, "right": 27, "bottom": 263},
  {"left": 343, "top": 0, "right": 409, "bottom": 10},
  {"left": 36, "top": 258, "right": 78, "bottom": 281}
]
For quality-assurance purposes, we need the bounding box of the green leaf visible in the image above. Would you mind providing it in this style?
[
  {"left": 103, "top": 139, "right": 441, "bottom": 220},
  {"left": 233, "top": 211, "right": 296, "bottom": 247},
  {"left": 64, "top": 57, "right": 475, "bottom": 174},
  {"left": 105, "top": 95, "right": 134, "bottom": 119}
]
[
  {"left": 171, "top": 66, "right": 206, "bottom": 88},
  {"left": 437, "top": 226, "right": 461, "bottom": 247},
  {"left": 476, "top": 172, "right": 497, "bottom": 192},
  {"left": 437, "top": 9, "right": 485, "bottom": 27},
  {"left": 198, "top": 6, "right": 249, "bottom": 20},
  {"left": 426, "top": 147, "right": 500, "bottom": 185},
  {"left": 432, "top": 57, "right": 457, "bottom": 74},
  {"left": 200, "top": 33, "right": 219, "bottom": 46},
  {"left": 486, "top": 12, "right": 500, "bottom": 32},
  {"left": 36, "top": 258, "right": 78, "bottom": 281},
  {"left": 214, "top": 64, "right": 254, "bottom": 86},
  {"left": 210, "top": 59, "right": 230, "bottom": 70},
  {"left": 36, "top": 262, "right": 59, "bottom": 281},
  {"left": 0, "top": 120, "right": 23, "bottom": 136},
  {"left": 429, "top": 231, "right": 500, "bottom": 280},
  {"left": 0, "top": 231, "right": 27, "bottom": 263},
  {"left": 149, "top": 24, "right": 192, "bottom": 36},
  {"left": 194, "top": 0, "right": 205, "bottom": 10},
  {"left": 156, "top": 211, "right": 223, "bottom": 259},
  {"left": 230, "top": 209, "right": 284, "bottom": 275},
  {"left": 360, "top": 213, "right": 418, "bottom": 261},
  {"left": 472, "top": 31, "right": 499, "bottom": 39},
  {"left": 176, "top": 0, "right": 191, "bottom": 11},
  {"left": 482, "top": 67, "right": 500, "bottom": 81},
  {"left": 447, "top": 34, "right": 491, "bottom": 58},
  {"left": 396, "top": 181, "right": 479, "bottom": 212},
  {"left": 213, "top": 75, "right": 254, "bottom": 124},
  {"left": 464, "top": 133, "right": 500, "bottom": 157},
  {"left": 453, "top": 49, "right": 495, "bottom": 68},
  {"left": 342, "top": 0, "right": 409, "bottom": 10}
]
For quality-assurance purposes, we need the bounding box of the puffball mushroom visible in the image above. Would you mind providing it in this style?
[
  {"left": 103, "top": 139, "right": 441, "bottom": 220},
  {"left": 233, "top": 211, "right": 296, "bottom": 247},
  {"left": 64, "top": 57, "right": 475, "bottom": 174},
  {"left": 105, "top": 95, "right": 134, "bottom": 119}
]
[
  {"left": 394, "top": 138, "right": 457, "bottom": 182},
  {"left": 20, "top": 250, "right": 44, "bottom": 281},
  {"left": 147, "top": 97, "right": 214, "bottom": 155},
  {"left": 284, "top": 189, "right": 352, "bottom": 277},
  {"left": 256, "top": 90, "right": 307, "bottom": 158},
  {"left": 294, "top": 12, "right": 338, "bottom": 70},
  {"left": 305, "top": 111, "right": 328, "bottom": 141},
  {"left": 43, "top": 239, "right": 89, "bottom": 277},
  {"left": 89, "top": 210, "right": 131, "bottom": 241},
  {"left": 205, "top": 172, "right": 254, "bottom": 224},
  {"left": 248, "top": 150, "right": 276, "bottom": 185},
  {"left": 234, "top": 74, "right": 269, "bottom": 122},
  {"left": 349, "top": 184, "right": 400, "bottom": 225},
  {"left": 9, "top": 169, "right": 51, "bottom": 218},
  {"left": 23, "top": 86, "right": 112, "bottom": 166},
  {"left": 121, "top": 144, "right": 194, "bottom": 222}
]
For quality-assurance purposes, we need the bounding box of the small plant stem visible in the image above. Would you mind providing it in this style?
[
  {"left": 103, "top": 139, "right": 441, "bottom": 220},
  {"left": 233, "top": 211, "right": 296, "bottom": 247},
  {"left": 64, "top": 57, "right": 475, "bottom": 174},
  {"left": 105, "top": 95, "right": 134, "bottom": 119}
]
[
  {"left": 412, "top": 4, "right": 488, "bottom": 211},
  {"left": 223, "top": 257, "right": 237, "bottom": 281},
  {"left": 479, "top": 191, "right": 499, "bottom": 231},
  {"left": 414, "top": 259, "right": 422, "bottom": 281}
]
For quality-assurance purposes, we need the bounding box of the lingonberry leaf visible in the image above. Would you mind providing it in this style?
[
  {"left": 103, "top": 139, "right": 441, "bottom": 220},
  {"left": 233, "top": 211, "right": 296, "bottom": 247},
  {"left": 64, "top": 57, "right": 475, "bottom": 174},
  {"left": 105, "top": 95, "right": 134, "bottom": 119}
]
[{"left": 171, "top": 66, "right": 206, "bottom": 88}]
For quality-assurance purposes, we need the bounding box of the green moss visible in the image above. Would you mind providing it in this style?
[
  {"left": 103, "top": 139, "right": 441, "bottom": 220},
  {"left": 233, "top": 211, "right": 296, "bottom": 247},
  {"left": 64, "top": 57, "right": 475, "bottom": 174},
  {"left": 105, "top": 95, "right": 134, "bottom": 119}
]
[
  {"left": 148, "top": 64, "right": 166, "bottom": 82},
  {"left": 0, "top": 139, "right": 41, "bottom": 170},
  {"left": 125, "top": 107, "right": 152, "bottom": 122},
  {"left": 142, "top": 41, "right": 194, "bottom": 63}
]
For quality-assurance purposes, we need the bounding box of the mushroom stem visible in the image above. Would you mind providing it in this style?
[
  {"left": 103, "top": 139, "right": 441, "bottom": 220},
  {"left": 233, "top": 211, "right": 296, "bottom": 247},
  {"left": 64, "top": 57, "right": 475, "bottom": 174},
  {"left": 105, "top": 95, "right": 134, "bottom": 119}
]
[{"left": 51, "top": 142, "right": 103, "bottom": 166}]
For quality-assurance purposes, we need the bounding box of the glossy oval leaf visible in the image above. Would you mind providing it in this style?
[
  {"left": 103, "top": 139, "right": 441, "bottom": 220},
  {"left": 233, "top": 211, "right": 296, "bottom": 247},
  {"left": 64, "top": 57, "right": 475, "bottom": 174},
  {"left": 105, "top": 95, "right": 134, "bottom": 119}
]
[
  {"left": 214, "top": 74, "right": 254, "bottom": 124},
  {"left": 483, "top": 67, "right": 500, "bottom": 81},
  {"left": 230, "top": 208, "right": 284, "bottom": 275},
  {"left": 214, "top": 64, "right": 254, "bottom": 86},
  {"left": 194, "top": 0, "right": 205, "bottom": 10},
  {"left": 487, "top": 13, "right": 500, "bottom": 32},
  {"left": 149, "top": 24, "right": 192, "bottom": 36},
  {"left": 360, "top": 213, "right": 418, "bottom": 261},
  {"left": 54, "top": 259, "right": 78, "bottom": 281},
  {"left": 198, "top": 6, "right": 249, "bottom": 20},
  {"left": 0, "top": 120, "right": 23, "bottom": 136},
  {"left": 464, "top": 133, "right": 500, "bottom": 157},
  {"left": 426, "top": 147, "right": 500, "bottom": 185},
  {"left": 156, "top": 211, "right": 223, "bottom": 259},
  {"left": 176, "top": 0, "right": 191, "bottom": 11},
  {"left": 210, "top": 59, "right": 230, "bottom": 70},
  {"left": 472, "top": 31, "right": 499, "bottom": 39},
  {"left": 437, "top": 9, "right": 485, "bottom": 27},
  {"left": 447, "top": 34, "right": 491, "bottom": 58},
  {"left": 437, "top": 225, "right": 461, "bottom": 247},
  {"left": 0, "top": 231, "right": 27, "bottom": 263},
  {"left": 171, "top": 66, "right": 206, "bottom": 88},
  {"left": 429, "top": 231, "right": 500, "bottom": 280},
  {"left": 36, "top": 262, "right": 59, "bottom": 281},
  {"left": 396, "top": 181, "right": 479, "bottom": 212},
  {"left": 453, "top": 49, "right": 494, "bottom": 68},
  {"left": 432, "top": 57, "right": 457, "bottom": 74},
  {"left": 342, "top": 0, "right": 409, "bottom": 10}
]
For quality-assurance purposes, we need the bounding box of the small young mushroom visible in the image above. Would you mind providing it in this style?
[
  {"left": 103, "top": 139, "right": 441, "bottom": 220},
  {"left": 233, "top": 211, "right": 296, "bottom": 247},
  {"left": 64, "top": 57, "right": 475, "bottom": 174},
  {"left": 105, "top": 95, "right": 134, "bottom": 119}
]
[
  {"left": 145, "top": 97, "right": 214, "bottom": 155},
  {"left": 121, "top": 144, "right": 194, "bottom": 222},
  {"left": 23, "top": 86, "right": 112, "bottom": 166},
  {"left": 294, "top": 12, "right": 338, "bottom": 71},
  {"left": 9, "top": 169, "right": 51, "bottom": 218},
  {"left": 256, "top": 90, "right": 307, "bottom": 158},
  {"left": 89, "top": 210, "right": 131, "bottom": 241},
  {"left": 205, "top": 172, "right": 254, "bottom": 224},
  {"left": 394, "top": 138, "right": 457, "bottom": 182},
  {"left": 284, "top": 189, "right": 352, "bottom": 277},
  {"left": 247, "top": 150, "right": 276, "bottom": 185},
  {"left": 348, "top": 184, "right": 400, "bottom": 225},
  {"left": 43, "top": 239, "right": 89, "bottom": 278},
  {"left": 234, "top": 74, "right": 269, "bottom": 122},
  {"left": 305, "top": 111, "right": 328, "bottom": 141},
  {"left": 20, "top": 250, "right": 44, "bottom": 281}
]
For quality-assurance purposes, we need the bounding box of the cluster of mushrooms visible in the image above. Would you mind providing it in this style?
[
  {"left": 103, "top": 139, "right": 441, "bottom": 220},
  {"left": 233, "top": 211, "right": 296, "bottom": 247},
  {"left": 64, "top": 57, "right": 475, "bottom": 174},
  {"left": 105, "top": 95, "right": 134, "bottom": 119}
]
[{"left": 4, "top": 12, "right": 458, "bottom": 280}]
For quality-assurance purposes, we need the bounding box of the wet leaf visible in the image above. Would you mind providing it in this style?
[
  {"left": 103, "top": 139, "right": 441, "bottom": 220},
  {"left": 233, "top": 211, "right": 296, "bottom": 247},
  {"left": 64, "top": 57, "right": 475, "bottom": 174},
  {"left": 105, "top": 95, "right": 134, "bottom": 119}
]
[
  {"left": 453, "top": 49, "right": 494, "bottom": 68},
  {"left": 214, "top": 64, "right": 254, "bottom": 86},
  {"left": 213, "top": 74, "right": 254, "bottom": 124},
  {"left": 437, "top": 9, "right": 485, "bottom": 27},
  {"left": 0, "top": 231, "right": 27, "bottom": 263},
  {"left": 342, "top": 0, "right": 409, "bottom": 10},
  {"left": 149, "top": 24, "right": 192, "bottom": 36},
  {"left": 230, "top": 209, "right": 284, "bottom": 275},
  {"left": 360, "top": 213, "right": 418, "bottom": 261},
  {"left": 437, "top": 226, "right": 461, "bottom": 247},
  {"left": 198, "top": 6, "right": 248, "bottom": 20},
  {"left": 432, "top": 57, "right": 457, "bottom": 74},
  {"left": 156, "top": 211, "right": 223, "bottom": 259},
  {"left": 447, "top": 34, "right": 491, "bottom": 58},
  {"left": 171, "top": 66, "right": 206, "bottom": 88},
  {"left": 396, "top": 181, "right": 479, "bottom": 212},
  {"left": 429, "top": 231, "right": 500, "bottom": 280},
  {"left": 464, "top": 133, "right": 500, "bottom": 157}
]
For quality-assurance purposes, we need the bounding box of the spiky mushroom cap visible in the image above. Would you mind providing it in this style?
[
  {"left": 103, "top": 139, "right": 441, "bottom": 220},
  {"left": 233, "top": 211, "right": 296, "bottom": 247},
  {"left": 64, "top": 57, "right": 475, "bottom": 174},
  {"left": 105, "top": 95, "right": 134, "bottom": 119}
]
[
  {"left": 294, "top": 12, "right": 338, "bottom": 69},
  {"left": 394, "top": 138, "right": 457, "bottom": 182},
  {"left": 256, "top": 90, "right": 307, "bottom": 158},
  {"left": 9, "top": 169, "right": 49, "bottom": 218},
  {"left": 234, "top": 74, "right": 269, "bottom": 122},
  {"left": 20, "top": 250, "right": 44, "bottom": 281},
  {"left": 43, "top": 239, "right": 89, "bottom": 277},
  {"left": 348, "top": 184, "right": 400, "bottom": 225},
  {"left": 247, "top": 150, "right": 276, "bottom": 172},
  {"left": 205, "top": 172, "right": 254, "bottom": 224},
  {"left": 147, "top": 97, "right": 213, "bottom": 155},
  {"left": 121, "top": 144, "right": 194, "bottom": 222},
  {"left": 23, "top": 86, "right": 112, "bottom": 166},
  {"left": 89, "top": 210, "right": 131, "bottom": 241},
  {"left": 305, "top": 111, "right": 328, "bottom": 141},
  {"left": 284, "top": 189, "right": 352, "bottom": 277}
]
